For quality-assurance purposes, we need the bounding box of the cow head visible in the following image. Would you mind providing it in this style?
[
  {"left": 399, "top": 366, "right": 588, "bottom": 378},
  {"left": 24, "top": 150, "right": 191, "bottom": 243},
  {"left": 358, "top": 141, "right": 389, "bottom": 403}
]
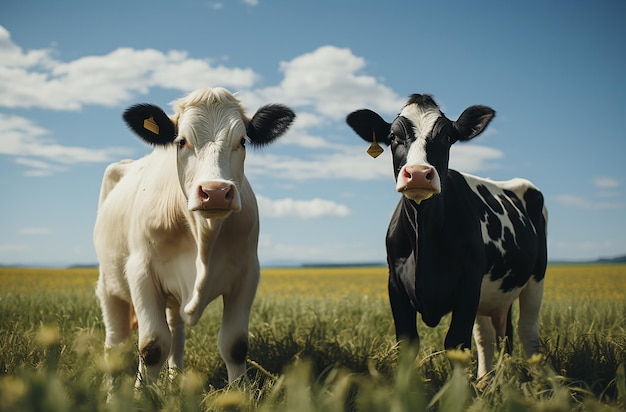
[
  {"left": 346, "top": 94, "right": 495, "bottom": 204},
  {"left": 123, "top": 87, "right": 295, "bottom": 218}
]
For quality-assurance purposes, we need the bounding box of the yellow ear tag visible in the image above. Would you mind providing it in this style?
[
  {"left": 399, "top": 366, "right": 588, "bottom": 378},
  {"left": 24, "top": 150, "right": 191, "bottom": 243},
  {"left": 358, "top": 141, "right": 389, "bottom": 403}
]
[
  {"left": 143, "top": 116, "right": 159, "bottom": 135},
  {"left": 367, "top": 130, "right": 384, "bottom": 158}
]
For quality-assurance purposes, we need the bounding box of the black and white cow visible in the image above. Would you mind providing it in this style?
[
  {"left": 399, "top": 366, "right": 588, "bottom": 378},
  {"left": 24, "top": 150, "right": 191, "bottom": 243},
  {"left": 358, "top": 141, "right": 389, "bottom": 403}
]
[{"left": 346, "top": 94, "right": 547, "bottom": 376}]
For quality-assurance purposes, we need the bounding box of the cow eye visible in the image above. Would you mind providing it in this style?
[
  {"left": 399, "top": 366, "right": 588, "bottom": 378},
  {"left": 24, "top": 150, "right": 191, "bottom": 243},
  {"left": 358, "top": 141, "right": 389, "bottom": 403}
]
[
  {"left": 390, "top": 131, "right": 404, "bottom": 144},
  {"left": 240, "top": 137, "right": 246, "bottom": 148},
  {"left": 176, "top": 137, "right": 187, "bottom": 149}
]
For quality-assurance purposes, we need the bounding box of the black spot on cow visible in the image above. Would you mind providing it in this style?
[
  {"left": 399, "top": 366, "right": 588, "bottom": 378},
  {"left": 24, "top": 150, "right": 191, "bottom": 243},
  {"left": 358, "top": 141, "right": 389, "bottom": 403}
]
[
  {"left": 140, "top": 338, "right": 162, "bottom": 367},
  {"left": 485, "top": 240, "right": 507, "bottom": 281},
  {"left": 499, "top": 193, "right": 521, "bottom": 223},
  {"left": 477, "top": 184, "right": 504, "bottom": 214},
  {"left": 486, "top": 211, "right": 502, "bottom": 241},
  {"left": 230, "top": 334, "right": 248, "bottom": 365}
]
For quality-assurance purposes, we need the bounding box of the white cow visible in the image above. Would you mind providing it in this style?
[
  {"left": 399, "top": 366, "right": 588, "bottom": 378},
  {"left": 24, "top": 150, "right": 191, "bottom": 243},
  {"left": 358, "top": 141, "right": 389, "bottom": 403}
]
[{"left": 94, "top": 87, "right": 295, "bottom": 385}]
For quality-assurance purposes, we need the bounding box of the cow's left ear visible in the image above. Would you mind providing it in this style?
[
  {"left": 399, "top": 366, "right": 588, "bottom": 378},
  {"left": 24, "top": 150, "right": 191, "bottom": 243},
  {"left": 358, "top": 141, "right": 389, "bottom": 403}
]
[
  {"left": 123, "top": 104, "right": 177, "bottom": 146},
  {"left": 346, "top": 109, "right": 392, "bottom": 146},
  {"left": 246, "top": 104, "right": 296, "bottom": 147},
  {"left": 452, "top": 105, "right": 495, "bottom": 143}
]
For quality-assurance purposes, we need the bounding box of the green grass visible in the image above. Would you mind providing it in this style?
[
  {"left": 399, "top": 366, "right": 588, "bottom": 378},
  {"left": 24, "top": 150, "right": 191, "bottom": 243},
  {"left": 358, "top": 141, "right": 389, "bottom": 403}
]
[{"left": 0, "top": 266, "right": 625, "bottom": 411}]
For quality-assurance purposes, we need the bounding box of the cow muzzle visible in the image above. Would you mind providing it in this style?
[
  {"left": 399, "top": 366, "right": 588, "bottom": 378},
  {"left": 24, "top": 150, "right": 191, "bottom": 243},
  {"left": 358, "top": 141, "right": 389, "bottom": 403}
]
[
  {"left": 189, "top": 181, "right": 240, "bottom": 217},
  {"left": 396, "top": 164, "right": 441, "bottom": 203}
]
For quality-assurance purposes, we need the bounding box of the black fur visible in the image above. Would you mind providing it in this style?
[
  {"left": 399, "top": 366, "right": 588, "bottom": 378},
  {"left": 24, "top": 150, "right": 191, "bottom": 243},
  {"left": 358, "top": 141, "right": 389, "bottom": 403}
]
[
  {"left": 122, "top": 104, "right": 177, "bottom": 146},
  {"left": 247, "top": 104, "right": 296, "bottom": 147},
  {"left": 140, "top": 338, "right": 162, "bottom": 367},
  {"left": 453, "top": 105, "right": 496, "bottom": 142},
  {"left": 229, "top": 334, "right": 249, "bottom": 365},
  {"left": 345, "top": 109, "right": 391, "bottom": 145}
]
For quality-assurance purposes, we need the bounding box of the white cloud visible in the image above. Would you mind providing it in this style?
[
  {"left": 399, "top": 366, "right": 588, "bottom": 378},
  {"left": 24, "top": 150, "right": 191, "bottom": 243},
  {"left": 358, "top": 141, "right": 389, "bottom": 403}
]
[
  {"left": 247, "top": 145, "right": 392, "bottom": 181},
  {"left": 553, "top": 194, "right": 625, "bottom": 210},
  {"left": 258, "top": 234, "right": 384, "bottom": 265},
  {"left": 0, "top": 26, "right": 55, "bottom": 69},
  {"left": 247, "top": 46, "right": 404, "bottom": 120},
  {"left": 554, "top": 176, "right": 624, "bottom": 210},
  {"left": 0, "top": 113, "right": 133, "bottom": 174},
  {"left": 0, "top": 243, "right": 29, "bottom": 254},
  {"left": 256, "top": 195, "right": 350, "bottom": 219},
  {"left": 450, "top": 144, "right": 504, "bottom": 173},
  {"left": 276, "top": 112, "right": 335, "bottom": 149},
  {"left": 593, "top": 176, "right": 620, "bottom": 189},
  {"left": 0, "top": 27, "right": 258, "bottom": 111},
  {"left": 19, "top": 227, "right": 52, "bottom": 235},
  {"left": 243, "top": 0, "right": 259, "bottom": 5},
  {"left": 14, "top": 158, "right": 67, "bottom": 176}
]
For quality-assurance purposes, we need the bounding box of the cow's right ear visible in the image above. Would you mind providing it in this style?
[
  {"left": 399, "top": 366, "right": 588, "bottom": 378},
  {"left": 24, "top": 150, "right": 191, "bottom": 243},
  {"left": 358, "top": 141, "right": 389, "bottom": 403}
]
[
  {"left": 246, "top": 104, "right": 296, "bottom": 147},
  {"left": 346, "top": 109, "right": 392, "bottom": 146},
  {"left": 123, "top": 104, "right": 177, "bottom": 146},
  {"left": 451, "top": 105, "right": 495, "bottom": 143}
]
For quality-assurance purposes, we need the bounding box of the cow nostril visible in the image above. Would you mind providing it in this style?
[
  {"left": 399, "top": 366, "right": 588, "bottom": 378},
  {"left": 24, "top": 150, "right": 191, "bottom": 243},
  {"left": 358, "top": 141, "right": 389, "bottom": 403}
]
[
  {"left": 425, "top": 171, "right": 433, "bottom": 181},
  {"left": 198, "top": 186, "right": 209, "bottom": 200},
  {"left": 225, "top": 186, "right": 234, "bottom": 201}
]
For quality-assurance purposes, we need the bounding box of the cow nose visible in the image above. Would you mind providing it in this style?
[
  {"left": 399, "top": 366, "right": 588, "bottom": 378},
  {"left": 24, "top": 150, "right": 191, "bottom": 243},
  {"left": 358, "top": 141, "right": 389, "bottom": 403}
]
[
  {"left": 396, "top": 164, "right": 441, "bottom": 199},
  {"left": 197, "top": 182, "right": 235, "bottom": 210},
  {"left": 403, "top": 165, "right": 435, "bottom": 186}
]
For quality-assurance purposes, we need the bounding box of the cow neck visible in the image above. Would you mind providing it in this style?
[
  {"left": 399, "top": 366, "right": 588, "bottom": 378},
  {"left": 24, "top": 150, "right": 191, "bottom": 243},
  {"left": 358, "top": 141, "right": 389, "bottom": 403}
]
[
  {"left": 400, "top": 186, "right": 448, "bottom": 325},
  {"left": 182, "top": 212, "right": 225, "bottom": 325},
  {"left": 402, "top": 188, "right": 447, "bottom": 270},
  {"left": 404, "top": 192, "right": 446, "bottom": 236},
  {"left": 186, "top": 210, "right": 224, "bottom": 248}
]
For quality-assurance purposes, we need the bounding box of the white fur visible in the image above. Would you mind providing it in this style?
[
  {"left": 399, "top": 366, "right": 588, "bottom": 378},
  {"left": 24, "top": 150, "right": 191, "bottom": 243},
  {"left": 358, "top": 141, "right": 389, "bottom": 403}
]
[
  {"left": 396, "top": 104, "right": 443, "bottom": 196},
  {"left": 94, "top": 88, "right": 260, "bottom": 386}
]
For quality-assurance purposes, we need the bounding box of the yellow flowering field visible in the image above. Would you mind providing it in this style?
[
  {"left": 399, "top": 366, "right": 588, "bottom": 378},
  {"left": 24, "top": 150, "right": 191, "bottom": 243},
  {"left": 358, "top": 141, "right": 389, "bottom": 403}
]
[
  {"left": 0, "top": 267, "right": 98, "bottom": 294},
  {"left": 0, "top": 264, "right": 624, "bottom": 302},
  {"left": 543, "top": 264, "right": 626, "bottom": 301},
  {"left": 258, "top": 266, "right": 389, "bottom": 299}
]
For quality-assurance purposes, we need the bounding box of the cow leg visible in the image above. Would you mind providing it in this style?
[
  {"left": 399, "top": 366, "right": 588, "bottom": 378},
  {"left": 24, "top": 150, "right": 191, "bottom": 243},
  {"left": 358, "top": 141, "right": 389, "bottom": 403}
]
[
  {"left": 127, "top": 260, "right": 171, "bottom": 387},
  {"left": 445, "top": 275, "right": 481, "bottom": 351},
  {"left": 388, "top": 276, "right": 418, "bottom": 345},
  {"left": 518, "top": 278, "right": 544, "bottom": 358},
  {"left": 473, "top": 305, "right": 512, "bottom": 378},
  {"left": 445, "top": 311, "right": 475, "bottom": 350},
  {"left": 95, "top": 270, "right": 132, "bottom": 358},
  {"left": 97, "top": 292, "right": 133, "bottom": 383},
  {"left": 491, "top": 306, "right": 513, "bottom": 353},
  {"left": 505, "top": 305, "right": 514, "bottom": 352},
  {"left": 97, "top": 291, "right": 132, "bottom": 350},
  {"left": 96, "top": 279, "right": 133, "bottom": 400},
  {"left": 218, "top": 284, "right": 256, "bottom": 383},
  {"left": 473, "top": 316, "right": 495, "bottom": 378},
  {"left": 166, "top": 306, "right": 185, "bottom": 380},
  {"left": 134, "top": 303, "right": 170, "bottom": 386}
]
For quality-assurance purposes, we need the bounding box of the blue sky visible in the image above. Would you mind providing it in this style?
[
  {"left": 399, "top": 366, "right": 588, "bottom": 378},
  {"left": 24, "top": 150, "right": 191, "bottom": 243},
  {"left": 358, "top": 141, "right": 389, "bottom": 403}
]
[{"left": 1, "top": 1, "right": 625, "bottom": 266}]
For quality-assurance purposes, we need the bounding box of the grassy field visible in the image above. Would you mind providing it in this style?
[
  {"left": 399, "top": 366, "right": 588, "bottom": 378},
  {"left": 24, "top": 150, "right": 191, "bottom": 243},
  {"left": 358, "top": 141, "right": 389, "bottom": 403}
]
[{"left": 0, "top": 264, "right": 625, "bottom": 411}]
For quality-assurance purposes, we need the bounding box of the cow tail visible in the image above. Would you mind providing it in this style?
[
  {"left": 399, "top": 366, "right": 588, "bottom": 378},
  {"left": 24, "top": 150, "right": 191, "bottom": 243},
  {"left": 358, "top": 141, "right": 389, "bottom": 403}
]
[{"left": 525, "top": 188, "right": 548, "bottom": 281}]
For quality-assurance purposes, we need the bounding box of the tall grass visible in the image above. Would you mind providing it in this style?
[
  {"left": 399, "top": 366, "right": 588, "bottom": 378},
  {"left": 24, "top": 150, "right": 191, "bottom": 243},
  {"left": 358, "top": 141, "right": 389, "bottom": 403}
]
[{"left": 0, "top": 265, "right": 625, "bottom": 411}]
